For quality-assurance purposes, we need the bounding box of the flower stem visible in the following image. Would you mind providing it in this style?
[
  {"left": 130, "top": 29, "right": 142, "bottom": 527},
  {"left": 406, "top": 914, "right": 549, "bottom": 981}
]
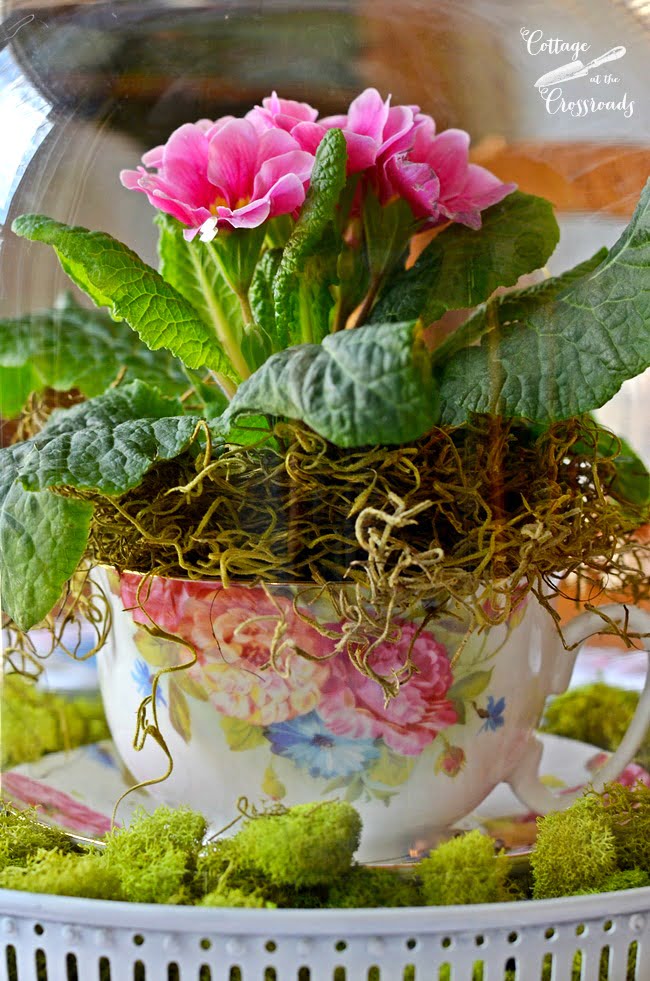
[
  {"left": 196, "top": 244, "right": 251, "bottom": 381},
  {"left": 353, "top": 275, "right": 383, "bottom": 328},
  {"left": 237, "top": 290, "right": 255, "bottom": 329}
]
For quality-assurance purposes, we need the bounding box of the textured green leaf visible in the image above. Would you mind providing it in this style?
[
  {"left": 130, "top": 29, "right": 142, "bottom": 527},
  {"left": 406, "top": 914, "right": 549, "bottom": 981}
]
[
  {"left": 371, "top": 191, "right": 559, "bottom": 325},
  {"left": 12, "top": 214, "right": 234, "bottom": 376},
  {"left": 432, "top": 249, "right": 607, "bottom": 365},
  {"left": 438, "top": 181, "right": 650, "bottom": 424},
  {"left": 0, "top": 443, "right": 92, "bottom": 630},
  {"left": 221, "top": 321, "right": 439, "bottom": 448},
  {"left": 273, "top": 129, "right": 347, "bottom": 348},
  {"left": 250, "top": 248, "right": 283, "bottom": 342},
  {"left": 14, "top": 380, "right": 200, "bottom": 496},
  {"left": 156, "top": 213, "right": 248, "bottom": 379},
  {"left": 0, "top": 294, "right": 190, "bottom": 415}
]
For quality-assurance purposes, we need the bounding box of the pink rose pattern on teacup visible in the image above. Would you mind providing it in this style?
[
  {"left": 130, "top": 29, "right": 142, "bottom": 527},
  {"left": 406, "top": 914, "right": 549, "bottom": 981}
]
[
  {"left": 121, "top": 574, "right": 330, "bottom": 726},
  {"left": 318, "top": 622, "right": 458, "bottom": 755},
  {"left": 121, "top": 574, "right": 507, "bottom": 800}
]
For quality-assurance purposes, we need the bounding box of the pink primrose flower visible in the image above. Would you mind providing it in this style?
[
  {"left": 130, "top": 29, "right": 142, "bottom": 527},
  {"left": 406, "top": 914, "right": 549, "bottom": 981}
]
[
  {"left": 120, "top": 117, "right": 314, "bottom": 241},
  {"left": 386, "top": 126, "right": 516, "bottom": 229},
  {"left": 246, "top": 90, "right": 319, "bottom": 134},
  {"left": 291, "top": 87, "right": 420, "bottom": 176},
  {"left": 120, "top": 575, "right": 332, "bottom": 727},
  {"left": 318, "top": 621, "right": 458, "bottom": 756}
]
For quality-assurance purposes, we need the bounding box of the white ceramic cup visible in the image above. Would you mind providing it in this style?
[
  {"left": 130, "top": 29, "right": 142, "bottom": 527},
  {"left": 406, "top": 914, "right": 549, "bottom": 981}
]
[{"left": 97, "top": 570, "right": 650, "bottom": 862}]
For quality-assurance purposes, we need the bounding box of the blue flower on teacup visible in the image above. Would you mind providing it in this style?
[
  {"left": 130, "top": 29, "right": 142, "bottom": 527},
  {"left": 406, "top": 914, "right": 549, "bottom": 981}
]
[
  {"left": 479, "top": 694, "right": 506, "bottom": 732},
  {"left": 265, "top": 710, "right": 380, "bottom": 779},
  {"left": 131, "top": 658, "right": 166, "bottom": 706}
]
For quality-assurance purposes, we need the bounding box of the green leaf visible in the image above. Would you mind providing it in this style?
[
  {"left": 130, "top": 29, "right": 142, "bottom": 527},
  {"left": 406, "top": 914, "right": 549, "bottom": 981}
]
[
  {"left": 0, "top": 294, "right": 190, "bottom": 416},
  {"left": 156, "top": 213, "right": 249, "bottom": 381},
  {"left": 0, "top": 443, "right": 92, "bottom": 630},
  {"left": 367, "top": 744, "right": 415, "bottom": 788},
  {"left": 220, "top": 716, "right": 266, "bottom": 751},
  {"left": 12, "top": 214, "right": 235, "bottom": 377},
  {"left": 168, "top": 681, "right": 192, "bottom": 743},
  {"left": 14, "top": 380, "right": 200, "bottom": 496},
  {"left": 371, "top": 191, "right": 559, "bottom": 325},
  {"left": 250, "top": 248, "right": 283, "bottom": 342},
  {"left": 0, "top": 365, "right": 37, "bottom": 418},
  {"left": 220, "top": 320, "right": 439, "bottom": 448},
  {"left": 432, "top": 249, "right": 607, "bottom": 365},
  {"left": 273, "top": 129, "right": 347, "bottom": 348},
  {"left": 447, "top": 670, "right": 493, "bottom": 701},
  {"left": 437, "top": 181, "right": 650, "bottom": 424}
]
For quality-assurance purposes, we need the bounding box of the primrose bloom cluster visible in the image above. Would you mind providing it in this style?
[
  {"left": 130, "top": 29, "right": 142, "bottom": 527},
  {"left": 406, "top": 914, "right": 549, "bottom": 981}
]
[{"left": 121, "top": 89, "right": 514, "bottom": 241}]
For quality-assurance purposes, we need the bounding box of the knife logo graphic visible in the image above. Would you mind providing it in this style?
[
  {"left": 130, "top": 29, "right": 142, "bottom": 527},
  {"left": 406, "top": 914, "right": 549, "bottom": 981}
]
[{"left": 534, "top": 46, "right": 626, "bottom": 89}]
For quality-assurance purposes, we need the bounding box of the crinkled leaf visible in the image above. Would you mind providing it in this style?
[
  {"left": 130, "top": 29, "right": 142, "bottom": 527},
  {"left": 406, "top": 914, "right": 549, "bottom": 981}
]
[
  {"left": 371, "top": 191, "right": 559, "bottom": 325},
  {"left": 156, "top": 212, "right": 246, "bottom": 376},
  {"left": 12, "top": 214, "right": 235, "bottom": 376},
  {"left": 0, "top": 294, "right": 190, "bottom": 416},
  {"left": 0, "top": 444, "right": 92, "bottom": 630},
  {"left": 250, "top": 247, "right": 283, "bottom": 343},
  {"left": 432, "top": 249, "right": 607, "bottom": 365},
  {"left": 273, "top": 129, "right": 347, "bottom": 348},
  {"left": 438, "top": 181, "right": 650, "bottom": 424},
  {"left": 14, "top": 380, "right": 200, "bottom": 496},
  {"left": 220, "top": 320, "right": 439, "bottom": 448}
]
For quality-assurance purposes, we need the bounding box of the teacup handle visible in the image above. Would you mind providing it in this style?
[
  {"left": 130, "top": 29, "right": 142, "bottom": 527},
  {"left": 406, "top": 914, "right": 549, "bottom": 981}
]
[{"left": 507, "top": 603, "right": 650, "bottom": 815}]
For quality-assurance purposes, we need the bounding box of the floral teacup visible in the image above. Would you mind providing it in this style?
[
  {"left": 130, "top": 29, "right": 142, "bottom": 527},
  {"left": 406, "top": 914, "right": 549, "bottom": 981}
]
[{"left": 97, "top": 571, "right": 650, "bottom": 862}]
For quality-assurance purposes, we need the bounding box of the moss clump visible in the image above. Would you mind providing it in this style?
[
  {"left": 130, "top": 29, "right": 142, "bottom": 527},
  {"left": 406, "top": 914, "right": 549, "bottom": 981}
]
[
  {"left": 595, "top": 781, "right": 650, "bottom": 871},
  {"left": 0, "top": 848, "right": 121, "bottom": 900},
  {"left": 199, "top": 887, "right": 276, "bottom": 908},
  {"left": 531, "top": 797, "right": 617, "bottom": 899},
  {"left": 595, "top": 868, "right": 650, "bottom": 893},
  {"left": 541, "top": 683, "right": 650, "bottom": 769},
  {"left": 234, "top": 801, "right": 361, "bottom": 888},
  {"left": 0, "top": 807, "right": 75, "bottom": 871},
  {"left": 1, "top": 674, "right": 109, "bottom": 769},
  {"left": 83, "top": 415, "right": 650, "bottom": 699},
  {"left": 418, "top": 829, "right": 509, "bottom": 906},
  {"left": 103, "top": 806, "right": 206, "bottom": 904},
  {"left": 328, "top": 865, "right": 423, "bottom": 908}
]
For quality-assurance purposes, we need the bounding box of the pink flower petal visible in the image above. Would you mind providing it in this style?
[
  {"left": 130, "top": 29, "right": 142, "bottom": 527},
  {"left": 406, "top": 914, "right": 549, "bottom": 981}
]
[
  {"left": 252, "top": 150, "right": 314, "bottom": 199},
  {"left": 290, "top": 121, "right": 327, "bottom": 155},
  {"left": 342, "top": 132, "right": 379, "bottom": 173},
  {"left": 346, "top": 87, "right": 390, "bottom": 142},
  {"left": 256, "top": 127, "right": 304, "bottom": 166},
  {"left": 206, "top": 118, "right": 259, "bottom": 205},
  {"left": 157, "top": 122, "right": 214, "bottom": 206},
  {"left": 262, "top": 91, "right": 319, "bottom": 124},
  {"left": 379, "top": 105, "right": 418, "bottom": 159},
  {"left": 384, "top": 154, "right": 441, "bottom": 219},
  {"left": 423, "top": 129, "right": 471, "bottom": 199}
]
